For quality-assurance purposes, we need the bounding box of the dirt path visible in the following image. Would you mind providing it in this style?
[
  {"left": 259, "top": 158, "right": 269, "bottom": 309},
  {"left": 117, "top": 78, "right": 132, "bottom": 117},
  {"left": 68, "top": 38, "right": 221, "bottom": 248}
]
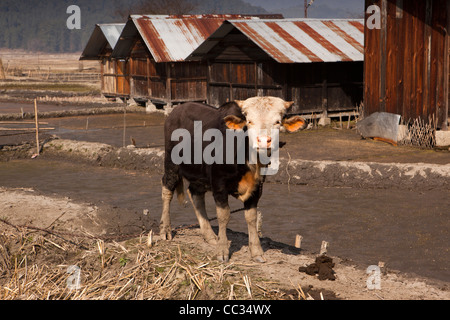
[
  {"left": 0, "top": 187, "right": 448, "bottom": 300},
  {"left": 1, "top": 106, "right": 449, "bottom": 300}
]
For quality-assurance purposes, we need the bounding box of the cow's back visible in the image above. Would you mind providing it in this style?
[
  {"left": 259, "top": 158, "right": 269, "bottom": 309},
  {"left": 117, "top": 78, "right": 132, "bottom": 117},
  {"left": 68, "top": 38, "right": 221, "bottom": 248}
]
[
  {"left": 164, "top": 101, "right": 244, "bottom": 151},
  {"left": 163, "top": 101, "right": 246, "bottom": 192}
]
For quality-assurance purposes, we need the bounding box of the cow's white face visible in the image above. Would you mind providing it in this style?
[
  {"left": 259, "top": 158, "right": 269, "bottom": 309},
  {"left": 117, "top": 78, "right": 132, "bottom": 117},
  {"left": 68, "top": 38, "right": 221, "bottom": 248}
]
[{"left": 224, "top": 97, "right": 306, "bottom": 151}]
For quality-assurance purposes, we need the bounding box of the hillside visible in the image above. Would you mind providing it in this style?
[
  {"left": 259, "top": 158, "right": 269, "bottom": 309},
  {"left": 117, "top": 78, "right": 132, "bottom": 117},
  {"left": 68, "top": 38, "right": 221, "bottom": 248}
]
[{"left": 0, "top": 0, "right": 267, "bottom": 53}]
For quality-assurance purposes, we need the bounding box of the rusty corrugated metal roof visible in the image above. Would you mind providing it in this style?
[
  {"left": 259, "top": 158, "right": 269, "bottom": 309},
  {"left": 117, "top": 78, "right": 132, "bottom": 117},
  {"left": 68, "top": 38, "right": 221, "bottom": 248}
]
[
  {"left": 188, "top": 19, "right": 364, "bottom": 63},
  {"left": 112, "top": 14, "right": 259, "bottom": 62}
]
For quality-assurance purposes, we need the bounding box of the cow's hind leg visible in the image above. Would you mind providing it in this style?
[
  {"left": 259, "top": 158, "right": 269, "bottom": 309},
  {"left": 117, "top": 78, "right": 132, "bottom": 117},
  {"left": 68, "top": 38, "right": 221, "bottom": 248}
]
[
  {"left": 187, "top": 189, "right": 217, "bottom": 245},
  {"left": 215, "top": 203, "right": 231, "bottom": 263},
  {"left": 160, "top": 167, "right": 182, "bottom": 240}
]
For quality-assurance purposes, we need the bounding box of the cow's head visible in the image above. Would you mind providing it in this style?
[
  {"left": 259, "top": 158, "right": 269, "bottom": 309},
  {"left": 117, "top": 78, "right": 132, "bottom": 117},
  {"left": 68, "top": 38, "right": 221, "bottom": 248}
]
[{"left": 224, "top": 97, "right": 306, "bottom": 151}]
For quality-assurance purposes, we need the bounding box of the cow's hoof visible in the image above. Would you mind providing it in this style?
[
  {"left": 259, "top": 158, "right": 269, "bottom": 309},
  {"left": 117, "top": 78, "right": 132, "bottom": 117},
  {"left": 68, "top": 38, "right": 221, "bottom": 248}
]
[
  {"left": 202, "top": 231, "right": 218, "bottom": 245},
  {"left": 205, "top": 237, "right": 218, "bottom": 245},
  {"left": 217, "top": 254, "right": 230, "bottom": 263},
  {"left": 252, "top": 256, "right": 266, "bottom": 263}
]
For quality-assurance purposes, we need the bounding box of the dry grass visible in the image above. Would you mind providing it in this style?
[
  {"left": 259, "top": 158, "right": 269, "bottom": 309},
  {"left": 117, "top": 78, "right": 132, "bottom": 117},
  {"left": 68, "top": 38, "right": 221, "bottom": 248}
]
[
  {"left": 0, "top": 227, "right": 296, "bottom": 300},
  {"left": 398, "top": 117, "right": 436, "bottom": 149}
]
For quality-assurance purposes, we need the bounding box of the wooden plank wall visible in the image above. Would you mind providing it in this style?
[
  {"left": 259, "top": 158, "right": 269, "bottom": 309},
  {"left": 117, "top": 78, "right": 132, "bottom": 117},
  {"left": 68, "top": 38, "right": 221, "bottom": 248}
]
[
  {"left": 206, "top": 28, "right": 363, "bottom": 112},
  {"left": 364, "top": 0, "right": 449, "bottom": 129},
  {"left": 130, "top": 39, "right": 149, "bottom": 98},
  {"left": 207, "top": 60, "right": 363, "bottom": 113},
  {"left": 101, "top": 59, "right": 116, "bottom": 96},
  {"left": 127, "top": 38, "right": 208, "bottom": 104}
]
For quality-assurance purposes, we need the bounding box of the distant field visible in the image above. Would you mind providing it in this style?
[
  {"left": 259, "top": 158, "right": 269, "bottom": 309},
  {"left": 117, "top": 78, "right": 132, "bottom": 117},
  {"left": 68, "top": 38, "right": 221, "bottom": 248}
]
[
  {"left": 0, "top": 81, "right": 100, "bottom": 93},
  {"left": 0, "top": 49, "right": 101, "bottom": 90},
  {"left": 0, "top": 49, "right": 100, "bottom": 72}
]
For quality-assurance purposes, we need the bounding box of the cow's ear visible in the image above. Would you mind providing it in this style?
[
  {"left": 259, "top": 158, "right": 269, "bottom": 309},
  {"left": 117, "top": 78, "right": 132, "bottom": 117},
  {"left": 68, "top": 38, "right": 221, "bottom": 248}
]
[
  {"left": 224, "top": 115, "right": 246, "bottom": 130},
  {"left": 282, "top": 115, "right": 306, "bottom": 133},
  {"left": 284, "top": 101, "right": 294, "bottom": 109},
  {"left": 234, "top": 100, "right": 245, "bottom": 109}
]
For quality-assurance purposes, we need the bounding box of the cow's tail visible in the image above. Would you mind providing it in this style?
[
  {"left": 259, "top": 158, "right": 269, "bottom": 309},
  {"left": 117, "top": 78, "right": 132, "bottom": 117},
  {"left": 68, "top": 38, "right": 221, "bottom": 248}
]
[{"left": 175, "top": 178, "right": 185, "bottom": 205}]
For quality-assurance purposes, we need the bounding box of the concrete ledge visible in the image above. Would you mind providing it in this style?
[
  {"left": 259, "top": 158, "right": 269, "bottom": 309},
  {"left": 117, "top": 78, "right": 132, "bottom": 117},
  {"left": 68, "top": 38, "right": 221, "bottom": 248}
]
[
  {"left": 436, "top": 130, "right": 450, "bottom": 147},
  {"left": 272, "top": 158, "right": 450, "bottom": 190}
]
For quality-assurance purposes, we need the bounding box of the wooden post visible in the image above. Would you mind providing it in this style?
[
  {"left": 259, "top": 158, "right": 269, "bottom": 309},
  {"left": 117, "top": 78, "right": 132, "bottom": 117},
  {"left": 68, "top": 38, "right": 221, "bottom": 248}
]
[
  {"left": 319, "top": 241, "right": 329, "bottom": 255},
  {"left": 295, "top": 235, "right": 303, "bottom": 249},
  {"left": 34, "top": 99, "right": 39, "bottom": 156},
  {"left": 147, "top": 230, "right": 153, "bottom": 248},
  {"left": 0, "top": 58, "right": 5, "bottom": 80},
  {"left": 256, "top": 211, "right": 263, "bottom": 238},
  {"left": 165, "top": 63, "right": 172, "bottom": 108},
  {"left": 123, "top": 107, "right": 127, "bottom": 148}
]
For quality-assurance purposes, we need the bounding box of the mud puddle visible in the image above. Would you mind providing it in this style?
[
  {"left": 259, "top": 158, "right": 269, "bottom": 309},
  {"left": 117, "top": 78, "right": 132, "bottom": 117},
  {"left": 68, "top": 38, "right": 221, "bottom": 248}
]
[{"left": 0, "top": 158, "right": 449, "bottom": 282}]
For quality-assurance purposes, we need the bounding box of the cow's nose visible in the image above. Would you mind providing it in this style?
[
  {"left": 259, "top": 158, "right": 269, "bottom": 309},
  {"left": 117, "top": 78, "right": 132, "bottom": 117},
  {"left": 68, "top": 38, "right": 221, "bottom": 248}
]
[{"left": 257, "top": 136, "right": 272, "bottom": 148}]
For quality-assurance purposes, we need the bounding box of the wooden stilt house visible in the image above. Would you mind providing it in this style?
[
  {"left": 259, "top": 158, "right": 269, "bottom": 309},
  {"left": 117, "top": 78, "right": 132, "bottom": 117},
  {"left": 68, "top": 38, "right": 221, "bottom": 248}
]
[
  {"left": 79, "top": 23, "right": 125, "bottom": 98},
  {"left": 187, "top": 18, "right": 365, "bottom": 115}
]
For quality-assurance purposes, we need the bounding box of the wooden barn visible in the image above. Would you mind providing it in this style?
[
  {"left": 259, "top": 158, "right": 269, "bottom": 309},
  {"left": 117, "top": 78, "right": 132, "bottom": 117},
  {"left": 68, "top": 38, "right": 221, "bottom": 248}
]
[
  {"left": 364, "top": 0, "right": 449, "bottom": 130},
  {"left": 187, "top": 18, "right": 365, "bottom": 116},
  {"left": 111, "top": 14, "right": 262, "bottom": 106},
  {"left": 79, "top": 23, "right": 125, "bottom": 98}
]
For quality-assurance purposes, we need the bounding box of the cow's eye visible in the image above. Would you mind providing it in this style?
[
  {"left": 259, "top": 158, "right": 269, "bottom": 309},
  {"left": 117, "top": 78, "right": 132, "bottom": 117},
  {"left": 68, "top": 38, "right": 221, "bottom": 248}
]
[
  {"left": 275, "top": 120, "right": 281, "bottom": 125},
  {"left": 247, "top": 121, "right": 253, "bottom": 125}
]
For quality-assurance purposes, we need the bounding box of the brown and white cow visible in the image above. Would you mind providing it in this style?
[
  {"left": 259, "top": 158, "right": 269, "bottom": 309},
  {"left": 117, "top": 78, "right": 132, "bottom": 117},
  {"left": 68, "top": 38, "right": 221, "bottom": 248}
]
[{"left": 160, "top": 97, "right": 306, "bottom": 263}]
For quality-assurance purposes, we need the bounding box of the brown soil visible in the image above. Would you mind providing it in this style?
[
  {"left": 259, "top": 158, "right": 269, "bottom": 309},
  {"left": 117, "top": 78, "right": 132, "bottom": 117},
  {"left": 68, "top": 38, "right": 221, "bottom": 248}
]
[
  {"left": 0, "top": 187, "right": 448, "bottom": 300},
  {"left": 1, "top": 103, "right": 449, "bottom": 300}
]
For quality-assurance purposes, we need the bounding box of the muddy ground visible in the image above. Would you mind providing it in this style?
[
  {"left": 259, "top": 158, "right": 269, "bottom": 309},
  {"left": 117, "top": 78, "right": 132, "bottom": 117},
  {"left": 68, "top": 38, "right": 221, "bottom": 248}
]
[
  {"left": 1, "top": 186, "right": 449, "bottom": 300},
  {"left": 1, "top": 94, "right": 449, "bottom": 300}
]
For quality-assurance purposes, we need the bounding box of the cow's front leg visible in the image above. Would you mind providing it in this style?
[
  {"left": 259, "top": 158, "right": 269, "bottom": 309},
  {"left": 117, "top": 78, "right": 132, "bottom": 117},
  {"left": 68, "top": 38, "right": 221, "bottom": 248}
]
[
  {"left": 216, "top": 205, "right": 230, "bottom": 262},
  {"left": 244, "top": 207, "right": 265, "bottom": 263}
]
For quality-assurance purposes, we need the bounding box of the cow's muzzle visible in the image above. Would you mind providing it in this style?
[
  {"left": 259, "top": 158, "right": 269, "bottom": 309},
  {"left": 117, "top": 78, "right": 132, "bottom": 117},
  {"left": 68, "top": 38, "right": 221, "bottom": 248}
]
[{"left": 256, "top": 135, "right": 272, "bottom": 149}]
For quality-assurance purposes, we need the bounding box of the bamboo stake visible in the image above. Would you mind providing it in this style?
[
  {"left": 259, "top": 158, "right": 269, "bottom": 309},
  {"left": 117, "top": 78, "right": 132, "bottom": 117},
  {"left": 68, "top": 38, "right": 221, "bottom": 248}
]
[
  {"left": 34, "top": 99, "right": 39, "bottom": 156},
  {"left": 256, "top": 211, "right": 263, "bottom": 238},
  {"left": 147, "top": 230, "right": 153, "bottom": 248},
  {"left": 123, "top": 107, "right": 127, "bottom": 148},
  {"left": 319, "top": 241, "right": 329, "bottom": 256},
  {"left": 295, "top": 235, "right": 303, "bottom": 249},
  {"left": 0, "top": 121, "right": 48, "bottom": 125},
  {"left": 0, "top": 127, "right": 54, "bottom": 131}
]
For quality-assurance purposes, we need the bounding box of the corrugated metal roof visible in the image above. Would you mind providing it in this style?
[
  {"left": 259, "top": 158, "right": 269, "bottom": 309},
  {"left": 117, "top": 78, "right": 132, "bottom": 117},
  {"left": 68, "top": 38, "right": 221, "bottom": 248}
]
[
  {"left": 80, "top": 23, "right": 125, "bottom": 60},
  {"left": 112, "top": 14, "right": 259, "bottom": 62},
  {"left": 188, "top": 19, "right": 364, "bottom": 63}
]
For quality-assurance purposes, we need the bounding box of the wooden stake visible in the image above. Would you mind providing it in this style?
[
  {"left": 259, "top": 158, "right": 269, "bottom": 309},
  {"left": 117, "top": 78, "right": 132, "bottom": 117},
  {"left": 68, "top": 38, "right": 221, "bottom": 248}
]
[
  {"left": 320, "top": 241, "right": 329, "bottom": 256},
  {"left": 0, "top": 58, "right": 5, "bottom": 80},
  {"left": 295, "top": 235, "right": 303, "bottom": 249},
  {"left": 147, "top": 230, "right": 153, "bottom": 248},
  {"left": 123, "top": 107, "right": 126, "bottom": 148},
  {"left": 0, "top": 127, "right": 54, "bottom": 131},
  {"left": 34, "top": 99, "right": 39, "bottom": 156},
  {"left": 0, "top": 121, "right": 48, "bottom": 125},
  {"left": 256, "top": 211, "right": 263, "bottom": 238}
]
